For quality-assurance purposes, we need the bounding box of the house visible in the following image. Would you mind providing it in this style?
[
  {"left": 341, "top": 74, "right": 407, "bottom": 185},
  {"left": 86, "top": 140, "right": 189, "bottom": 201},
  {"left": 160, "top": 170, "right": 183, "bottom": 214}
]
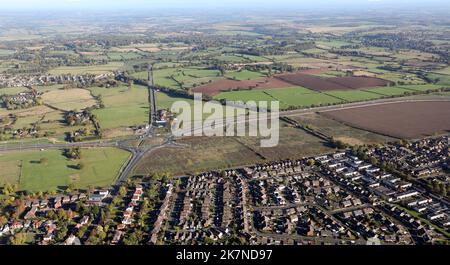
[
  {"left": 39, "top": 199, "right": 48, "bottom": 208},
  {"left": 65, "top": 234, "right": 78, "bottom": 245},
  {"left": 98, "top": 190, "right": 110, "bottom": 198},
  {"left": 112, "top": 230, "right": 124, "bottom": 244},
  {"left": 87, "top": 194, "right": 105, "bottom": 204},
  {"left": 43, "top": 234, "right": 54, "bottom": 242},
  {"left": 80, "top": 215, "right": 89, "bottom": 224},
  {"left": 62, "top": 196, "right": 71, "bottom": 204},
  {"left": 353, "top": 210, "right": 364, "bottom": 217},
  {"left": 10, "top": 221, "right": 24, "bottom": 231},
  {"left": 24, "top": 206, "right": 38, "bottom": 220},
  {"left": 396, "top": 191, "right": 419, "bottom": 201}
]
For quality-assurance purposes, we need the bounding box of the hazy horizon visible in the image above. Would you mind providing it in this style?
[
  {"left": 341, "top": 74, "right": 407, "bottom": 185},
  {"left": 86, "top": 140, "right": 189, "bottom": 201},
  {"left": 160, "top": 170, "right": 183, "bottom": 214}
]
[{"left": 1, "top": 0, "right": 450, "bottom": 12}]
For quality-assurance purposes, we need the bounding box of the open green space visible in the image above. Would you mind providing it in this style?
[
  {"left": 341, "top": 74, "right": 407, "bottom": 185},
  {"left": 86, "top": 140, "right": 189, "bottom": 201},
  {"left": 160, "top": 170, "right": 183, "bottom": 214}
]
[
  {"left": 398, "top": 84, "right": 445, "bottom": 92},
  {"left": 425, "top": 73, "right": 450, "bottom": 86},
  {"left": 48, "top": 62, "right": 123, "bottom": 75},
  {"left": 0, "top": 147, "right": 130, "bottom": 192},
  {"left": 266, "top": 88, "right": 342, "bottom": 109},
  {"left": 0, "top": 49, "right": 15, "bottom": 56},
  {"left": 215, "top": 87, "right": 343, "bottom": 109},
  {"left": 225, "top": 70, "right": 266, "bottom": 81},
  {"left": 90, "top": 84, "right": 148, "bottom": 129},
  {"left": 324, "top": 90, "right": 383, "bottom": 102},
  {"left": 132, "top": 67, "right": 221, "bottom": 89},
  {"left": 364, "top": 86, "right": 413, "bottom": 96}
]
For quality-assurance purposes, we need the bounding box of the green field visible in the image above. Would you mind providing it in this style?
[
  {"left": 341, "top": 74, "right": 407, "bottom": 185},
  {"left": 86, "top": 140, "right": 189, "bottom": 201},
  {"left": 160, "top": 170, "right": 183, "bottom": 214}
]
[
  {"left": 0, "top": 86, "right": 29, "bottom": 95},
  {"left": 156, "top": 91, "right": 194, "bottom": 110},
  {"left": 0, "top": 49, "right": 15, "bottom": 56},
  {"left": 0, "top": 148, "right": 130, "bottom": 192},
  {"left": 265, "top": 87, "right": 343, "bottom": 108},
  {"left": 214, "top": 87, "right": 343, "bottom": 109},
  {"left": 132, "top": 67, "right": 221, "bottom": 89},
  {"left": 324, "top": 90, "right": 383, "bottom": 102},
  {"left": 425, "top": 73, "right": 450, "bottom": 86},
  {"left": 90, "top": 84, "right": 148, "bottom": 129},
  {"left": 214, "top": 89, "right": 276, "bottom": 103},
  {"left": 398, "top": 84, "right": 445, "bottom": 92},
  {"left": 433, "top": 67, "right": 450, "bottom": 75},
  {"left": 364, "top": 86, "right": 413, "bottom": 96},
  {"left": 214, "top": 54, "right": 249, "bottom": 63},
  {"left": 107, "top": 52, "right": 143, "bottom": 61},
  {"left": 225, "top": 70, "right": 266, "bottom": 81},
  {"left": 41, "top": 88, "right": 97, "bottom": 111},
  {"left": 48, "top": 62, "right": 123, "bottom": 75}
]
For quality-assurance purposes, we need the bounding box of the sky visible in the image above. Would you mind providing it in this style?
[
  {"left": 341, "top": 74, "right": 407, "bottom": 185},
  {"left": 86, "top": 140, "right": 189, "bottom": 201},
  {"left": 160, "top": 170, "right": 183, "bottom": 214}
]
[{"left": 0, "top": 0, "right": 448, "bottom": 11}]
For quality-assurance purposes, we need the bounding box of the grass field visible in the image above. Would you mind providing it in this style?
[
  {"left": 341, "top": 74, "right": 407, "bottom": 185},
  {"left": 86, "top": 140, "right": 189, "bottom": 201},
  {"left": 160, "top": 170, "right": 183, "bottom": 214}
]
[
  {"left": 225, "top": 70, "right": 266, "bottom": 81},
  {"left": 214, "top": 87, "right": 343, "bottom": 109},
  {"left": 265, "top": 87, "right": 342, "bottom": 108},
  {"left": 0, "top": 148, "right": 130, "bottom": 192},
  {"left": 214, "top": 89, "right": 276, "bottom": 103},
  {"left": 90, "top": 84, "right": 148, "bottom": 129},
  {"left": 107, "top": 52, "right": 143, "bottom": 61},
  {"left": 433, "top": 67, "right": 450, "bottom": 75},
  {"left": 398, "top": 84, "right": 444, "bottom": 92},
  {"left": 0, "top": 49, "right": 15, "bottom": 56},
  {"left": 41, "top": 88, "right": 97, "bottom": 111},
  {"left": 364, "top": 86, "right": 413, "bottom": 96},
  {"left": 425, "top": 73, "right": 450, "bottom": 86},
  {"left": 0, "top": 160, "right": 21, "bottom": 186},
  {"left": 0, "top": 86, "right": 29, "bottom": 95},
  {"left": 324, "top": 90, "right": 383, "bottom": 102},
  {"left": 48, "top": 62, "right": 123, "bottom": 75},
  {"left": 132, "top": 67, "right": 220, "bottom": 89},
  {"left": 156, "top": 91, "right": 194, "bottom": 110},
  {"left": 214, "top": 54, "right": 250, "bottom": 63},
  {"left": 377, "top": 72, "right": 426, "bottom": 85}
]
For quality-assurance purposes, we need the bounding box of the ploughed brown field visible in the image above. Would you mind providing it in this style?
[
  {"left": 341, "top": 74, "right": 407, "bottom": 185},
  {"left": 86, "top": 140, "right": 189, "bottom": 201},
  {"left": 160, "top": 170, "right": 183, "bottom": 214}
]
[
  {"left": 276, "top": 73, "right": 392, "bottom": 91},
  {"left": 327, "top": 76, "right": 392, "bottom": 89},
  {"left": 192, "top": 77, "right": 295, "bottom": 96},
  {"left": 321, "top": 101, "right": 450, "bottom": 139}
]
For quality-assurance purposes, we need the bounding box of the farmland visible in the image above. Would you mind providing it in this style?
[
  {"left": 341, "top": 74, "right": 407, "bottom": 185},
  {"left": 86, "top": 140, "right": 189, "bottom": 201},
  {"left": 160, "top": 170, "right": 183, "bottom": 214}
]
[
  {"left": 48, "top": 62, "right": 123, "bottom": 75},
  {"left": 132, "top": 67, "right": 222, "bottom": 90},
  {"left": 41, "top": 88, "right": 97, "bottom": 111},
  {"left": 193, "top": 77, "right": 295, "bottom": 96},
  {"left": 213, "top": 83, "right": 448, "bottom": 110},
  {"left": 214, "top": 86, "right": 343, "bottom": 109},
  {"left": 90, "top": 84, "right": 148, "bottom": 130},
  {"left": 276, "top": 73, "right": 391, "bottom": 91},
  {"left": 290, "top": 113, "right": 396, "bottom": 146},
  {"left": 225, "top": 70, "right": 266, "bottom": 81},
  {"left": 0, "top": 147, "right": 130, "bottom": 192},
  {"left": 324, "top": 90, "right": 383, "bottom": 102},
  {"left": 322, "top": 101, "right": 450, "bottom": 139}
]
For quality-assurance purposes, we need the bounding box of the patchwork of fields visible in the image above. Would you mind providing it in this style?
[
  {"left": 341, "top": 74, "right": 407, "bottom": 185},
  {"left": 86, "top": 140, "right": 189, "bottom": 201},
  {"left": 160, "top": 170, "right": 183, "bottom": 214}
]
[{"left": 213, "top": 84, "right": 445, "bottom": 110}]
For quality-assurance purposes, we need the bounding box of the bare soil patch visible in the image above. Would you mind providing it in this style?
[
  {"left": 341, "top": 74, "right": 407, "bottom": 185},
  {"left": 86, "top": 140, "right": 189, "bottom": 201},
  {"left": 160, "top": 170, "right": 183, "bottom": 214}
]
[
  {"left": 276, "top": 73, "right": 391, "bottom": 91},
  {"left": 192, "top": 77, "right": 295, "bottom": 96},
  {"left": 321, "top": 101, "right": 450, "bottom": 139}
]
